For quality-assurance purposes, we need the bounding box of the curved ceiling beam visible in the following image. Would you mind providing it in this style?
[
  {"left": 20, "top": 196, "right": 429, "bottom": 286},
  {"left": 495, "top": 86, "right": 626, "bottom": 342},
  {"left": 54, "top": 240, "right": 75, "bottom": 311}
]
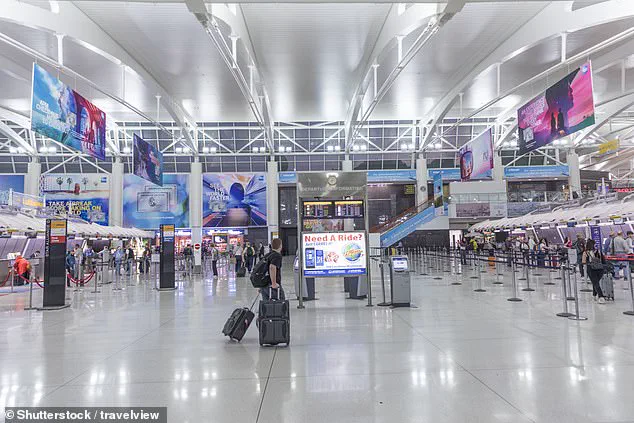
[
  {"left": 574, "top": 91, "right": 634, "bottom": 147},
  {"left": 420, "top": 0, "right": 634, "bottom": 148},
  {"left": 0, "top": 0, "right": 198, "bottom": 152}
]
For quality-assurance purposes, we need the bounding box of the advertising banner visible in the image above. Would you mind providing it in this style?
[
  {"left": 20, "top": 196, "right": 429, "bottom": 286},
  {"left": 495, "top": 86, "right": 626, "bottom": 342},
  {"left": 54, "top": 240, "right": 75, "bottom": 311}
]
[
  {"left": 504, "top": 165, "right": 569, "bottom": 179},
  {"left": 40, "top": 173, "right": 110, "bottom": 225},
  {"left": 367, "top": 170, "right": 416, "bottom": 182},
  {"left": 123, "top": 174, "right": 189, "bottom": 229},
  {"left": 456, "top": 203, "right": 490, "bottom": 218},
  {"left": 31, "top": 64, "right": 106, "bottom": 161},
  {"left": 518, "top": 62, "right": 595, "bottom": 154},
  {"left": 458, "top": 128, "right": 493, "bottom": 181},
  {"left": 302, "top": 232, "right": 367, "bottom": 277},
  {"left": 433, "top": 172, "right": 444, "bottom": 216},
  {"left": 597, "top": 139, "right": 619, "bottom": 156},
  {"left": 202, "top": 173, "right": 267, "bottom": 227},
  {"left": 133, "top": 134, "right": 163, "bottom": 186},
  {"left": 590, "top": 225, "right": 602, "bottom": 248}
]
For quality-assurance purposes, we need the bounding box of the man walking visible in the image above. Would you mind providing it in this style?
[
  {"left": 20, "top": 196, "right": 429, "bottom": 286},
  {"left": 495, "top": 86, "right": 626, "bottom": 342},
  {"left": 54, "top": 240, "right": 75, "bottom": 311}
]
[
  {"left": 211, "top": 243, "right": 219, "bottom": 277},
  {"left": 261, "top": 238, "right": 284, "bottom": 300}
]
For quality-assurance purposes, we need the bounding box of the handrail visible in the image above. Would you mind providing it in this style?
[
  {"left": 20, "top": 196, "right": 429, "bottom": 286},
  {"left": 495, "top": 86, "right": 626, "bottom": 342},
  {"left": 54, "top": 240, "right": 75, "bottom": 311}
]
[{"left": 370, "top": 199, "right": 434, "bottom": 234}]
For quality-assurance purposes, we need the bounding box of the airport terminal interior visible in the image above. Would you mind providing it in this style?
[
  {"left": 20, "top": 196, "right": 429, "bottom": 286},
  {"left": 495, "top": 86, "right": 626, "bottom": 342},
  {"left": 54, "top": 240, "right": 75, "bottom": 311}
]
[{"left": 3, "top": 0, "right": 634, "bottom": 422}]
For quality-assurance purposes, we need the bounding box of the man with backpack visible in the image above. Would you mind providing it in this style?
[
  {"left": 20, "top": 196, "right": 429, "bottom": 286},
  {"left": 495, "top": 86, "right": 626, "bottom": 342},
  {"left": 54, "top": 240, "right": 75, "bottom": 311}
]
[
  {"left": 244, "top": 241, "right": 256, "bottom": 273},
  {"left": 251, "top": 238, "right": 284, "bottom": 300}
]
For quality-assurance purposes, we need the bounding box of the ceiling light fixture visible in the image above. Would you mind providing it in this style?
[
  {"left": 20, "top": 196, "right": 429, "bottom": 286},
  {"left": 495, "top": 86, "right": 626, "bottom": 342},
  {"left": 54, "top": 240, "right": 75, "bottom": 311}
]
[
  {"left": 202, "top": 147, "right": 210, "bottom": 153},
  {"left": 352, "top": 145, "right": 360, "bottom": 152},
  {"left": 123, "top": 146, "right": 132, "bottom": 154},
  {"left": 285, "top": 146, "right": 292, "bottom": 153},
  {"left": 210, "top": 146, "right": 217, "bottom": 153},
  {"left": 327, "top": 145, "right": 334, "bottom": 152},
  {"left": 334, "top": 145, "right": 341, "bottom": 151},
  {"left": 9, "top": 147, "right": 17, "bottom": 154},
  {"left": 48, "top": 146, "right": 57, "bottom": 154},
  {"left": 360, "top": 144, "right": 367, "bottom": 151}
]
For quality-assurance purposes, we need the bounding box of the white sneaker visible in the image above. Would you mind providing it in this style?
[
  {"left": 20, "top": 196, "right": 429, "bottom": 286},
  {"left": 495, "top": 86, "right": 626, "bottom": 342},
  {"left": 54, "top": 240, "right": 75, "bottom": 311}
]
[{"left": 598, "top": 297, "right": 606, "bottom": 304}]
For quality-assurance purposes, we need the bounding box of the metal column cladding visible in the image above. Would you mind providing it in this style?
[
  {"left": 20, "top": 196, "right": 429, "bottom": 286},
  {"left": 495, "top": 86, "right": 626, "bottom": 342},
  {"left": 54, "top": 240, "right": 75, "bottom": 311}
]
[{"left": 43, "top": 219, "right": 68, "bottom": 308}]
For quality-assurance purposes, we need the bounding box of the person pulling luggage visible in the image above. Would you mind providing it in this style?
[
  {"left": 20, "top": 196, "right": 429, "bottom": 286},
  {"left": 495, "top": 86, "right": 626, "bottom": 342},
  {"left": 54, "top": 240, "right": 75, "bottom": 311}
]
[{"left": 260, "top": 238, "right": 284, "bottom": 301}]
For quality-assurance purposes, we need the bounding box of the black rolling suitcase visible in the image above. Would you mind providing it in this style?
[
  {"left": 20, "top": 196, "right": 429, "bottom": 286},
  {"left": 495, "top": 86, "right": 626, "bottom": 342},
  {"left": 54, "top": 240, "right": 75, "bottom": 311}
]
[
  {"left": 236, "top": 266, "right": 247, "bottom": 277},
  {"left": 258, "top": 288, "right": 290, "bottom": 346},
  {"left": 222, "top": 296, "right": 258, "bottom": 342}
]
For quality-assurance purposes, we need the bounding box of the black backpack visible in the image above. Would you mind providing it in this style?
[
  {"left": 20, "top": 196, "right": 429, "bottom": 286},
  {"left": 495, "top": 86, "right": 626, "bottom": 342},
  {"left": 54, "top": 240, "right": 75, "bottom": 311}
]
[{"left": 250, "top": 252, "right": 273, "bottom": 288}]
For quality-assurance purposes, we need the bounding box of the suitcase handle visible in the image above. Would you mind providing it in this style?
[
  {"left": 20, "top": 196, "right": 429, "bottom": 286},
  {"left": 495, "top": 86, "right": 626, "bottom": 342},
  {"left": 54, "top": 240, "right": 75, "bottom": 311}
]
[{"left": 269, "top": 287, "right": 280, "bottom": 300}]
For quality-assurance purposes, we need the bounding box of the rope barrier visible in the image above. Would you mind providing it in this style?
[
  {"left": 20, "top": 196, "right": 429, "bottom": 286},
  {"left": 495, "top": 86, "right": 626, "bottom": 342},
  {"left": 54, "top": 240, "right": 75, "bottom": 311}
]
[
  {"left": 0, "top": 270, "right": 11, "bottom": 287},
  {"left": 66, "top": 271, "right": 96, "bottom": 286},
  {"left": 16, "top": 273, "right": 44, "bottom": 288}
]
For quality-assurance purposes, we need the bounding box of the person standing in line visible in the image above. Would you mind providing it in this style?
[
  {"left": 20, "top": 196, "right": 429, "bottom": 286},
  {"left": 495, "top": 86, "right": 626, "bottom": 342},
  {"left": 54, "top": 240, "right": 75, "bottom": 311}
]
[
  {"left": 260, "top": 238, "right": 285, "bottom": 301},
  {"left": 234, "top": 243, "right": 244, "bottom": 273},
  {"left": 459, "top": 239, "right": 467, "bottom": 265},
  {"left": 573, "top": 233, "right": 586, "bottom": 277},
  {"left": 603, "top": 231, "right": 616, "bottom": 255},
  {"left": 627, "top": 231, "right": 634, "bottom": 253},
  {"left": 65, "top": 250, "right": 75, "bottom": 287},
  {"left": 613, "top": 231, "right": 630, "bottom": 280},
  {"left": 582, "top": 239, "right": 607, "bottom": 304},
  {"left": 211, "top": 243, "right": 219, "bottom": 277},
  {"left": 73, "top": 244, "right": 83, "bottom": 280},
  {"left": 114, "top": 246, "right": 124, "bottom": 276},
  {"left": 258, "top": 242, "right": 265, "bottom": 262},
  {"left": 126, "top": 245, "right": 136, "bottom": 276},
  {"left": 528, "top": 237, "right": 536, "bottom": 265}
]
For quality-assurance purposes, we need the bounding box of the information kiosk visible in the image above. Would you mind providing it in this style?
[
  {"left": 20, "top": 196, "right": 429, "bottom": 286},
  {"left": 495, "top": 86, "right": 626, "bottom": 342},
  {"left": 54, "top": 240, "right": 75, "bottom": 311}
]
[
  {"left": 389, "top": 256, "right": 411, "bottom": 307},
  {"left": 296, "top": 172, "right": 372, "bottom": 308}
]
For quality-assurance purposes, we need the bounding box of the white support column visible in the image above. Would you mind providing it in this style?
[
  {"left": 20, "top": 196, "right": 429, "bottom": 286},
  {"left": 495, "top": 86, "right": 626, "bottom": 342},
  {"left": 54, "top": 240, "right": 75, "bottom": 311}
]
[
  {"left": 189, "top": 159, "right": 203, "bottom": 269},
  {"left": 568, "top": 150, "right": 582, "bottom": 199},
  {"left": 266, "top": 159, "right": 279, "bottom": 242},
  {"left": 109, "top": 159, "right": 124, "bottom": 227},
  {"left": 493, "top": 151, "right": 504, "bottom": 182},
  {"left": 25, "top": 159, "right": 41, "bottom": 197},
  {"left": 415, "top": 154, "right": 428, "bottom": 206},
  {"left": 342, "top": 155, "right": 353, "bottom": 171}
]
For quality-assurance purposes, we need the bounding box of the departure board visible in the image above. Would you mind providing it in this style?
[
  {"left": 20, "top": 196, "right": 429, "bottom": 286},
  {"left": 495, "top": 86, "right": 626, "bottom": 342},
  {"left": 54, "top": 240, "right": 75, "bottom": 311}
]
[
  {"left": 303, "top": 201, "right": 333, "bottom": 219},
  {"left": 334, "top": 200, "right": 364, "bottom": 218}
]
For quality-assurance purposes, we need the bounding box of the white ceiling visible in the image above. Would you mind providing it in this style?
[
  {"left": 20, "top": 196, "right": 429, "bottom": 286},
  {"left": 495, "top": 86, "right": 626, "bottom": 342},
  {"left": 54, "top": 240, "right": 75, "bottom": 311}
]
[{"left": 0, "top": 0, "right": 633, "bottom": 128}]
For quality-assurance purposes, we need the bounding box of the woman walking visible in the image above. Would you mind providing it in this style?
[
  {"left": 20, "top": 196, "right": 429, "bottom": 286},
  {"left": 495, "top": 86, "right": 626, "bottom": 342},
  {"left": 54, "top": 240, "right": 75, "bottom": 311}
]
[{"left": 583, "top": 239, "right": 607, "bottom": 304}]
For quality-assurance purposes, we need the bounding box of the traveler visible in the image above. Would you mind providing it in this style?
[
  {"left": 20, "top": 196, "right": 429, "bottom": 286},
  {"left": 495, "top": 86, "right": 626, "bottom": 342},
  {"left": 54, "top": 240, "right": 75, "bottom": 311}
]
[
  {"left": 563, "top": 237, "right": 572, "bottom": 249},
  {"left": 258, "top": 242, "right": 265, "bottom": 262},
  {"left": 126, "top": 245, "right": 136, "bottom": 275},
  {"left": 536, "top": 239, "right": 547, "bottom": 267},
  {"left": 260, "top": 238, "right": 284, "bottom": 301},
  {"left": 582, "top": 239, "right": 607, "bottom": 304},
  {"left": 573, "top": 233, "right": 586, "bottom": 277},
  {"left": 244, "top": 242, "right": 256, "bottom": 272},
  {"left": 114, "top": 246, "right": 124, "bottom": 276},
  {"left": 627, "top": 231, "right": 634, "bottom": 253},
  {"left": 73, "top": 244, "right": 83, "bottom": 280},
  {"left": 603, "top": 231, "right": 616, "bottom": 255},
  {"left": 211, "top": 243, "right": 219, "bottom": 277},
  {"left": 84, "top": 245, "right": 95, "bottom": 272},
  {"left": 528, "top": 237, "right": 536, "bottom": 265},
  {"left": 13, "top": 255, "right": 31, "bottom": 285},
  {"left": 459, "top": 239, "right": 467, "bottom": 265},
  {"left": 520, "top": 239, "right": 530, "bottom": 266},
  {"left": 234, "top": 243, "right": 244, "bottom": 273},
  {"left": 613, "top": 231, "right": 630, "bottom": 279},
  {"left": 183, "top": 244, "right": 193, "bottom": 275},
  {"left": 141, "top": 246, "right": 151, "bottom": 273},
  {"left": 65, "top": 250, "right": 75, "bottom": 287}
]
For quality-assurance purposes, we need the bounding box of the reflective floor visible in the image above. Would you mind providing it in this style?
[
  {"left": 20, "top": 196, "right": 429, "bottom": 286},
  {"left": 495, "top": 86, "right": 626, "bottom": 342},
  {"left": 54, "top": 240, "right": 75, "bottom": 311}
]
[{"left": 1, "top": 256, "right": 634, "bottom": 423}]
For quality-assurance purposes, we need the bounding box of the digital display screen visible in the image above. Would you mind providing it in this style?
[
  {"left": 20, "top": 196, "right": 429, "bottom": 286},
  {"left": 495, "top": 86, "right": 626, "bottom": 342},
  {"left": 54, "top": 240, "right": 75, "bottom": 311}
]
[
  {"left": 391, "top": 257, "right": 408, "bottom": 271},
  {"left": 334, "top": 200, "right": 364, "bottom": 218},
  {"left": 303, "top": 201, "right": 333, "bottom": 219}
]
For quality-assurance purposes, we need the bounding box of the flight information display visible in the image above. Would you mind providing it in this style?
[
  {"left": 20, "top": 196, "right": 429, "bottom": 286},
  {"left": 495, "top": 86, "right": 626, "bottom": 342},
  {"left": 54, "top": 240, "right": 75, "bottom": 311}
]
[
  {"left": 334, "top": 200, "right": 364, "bottom": 218},
  {"left": 303, "top": 201, "right": 333, "bottom": 219}
]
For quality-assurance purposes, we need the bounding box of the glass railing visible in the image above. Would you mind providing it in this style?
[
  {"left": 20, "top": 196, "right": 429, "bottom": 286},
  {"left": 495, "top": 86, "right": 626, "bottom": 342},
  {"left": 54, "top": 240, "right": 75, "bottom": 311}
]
[{"left": 370, "top": 199, "right": 434, "bottom": 234}]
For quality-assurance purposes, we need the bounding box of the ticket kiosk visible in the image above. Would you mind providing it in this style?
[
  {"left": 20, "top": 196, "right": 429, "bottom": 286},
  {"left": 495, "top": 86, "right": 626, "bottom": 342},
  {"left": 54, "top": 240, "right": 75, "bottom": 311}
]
[{"left": 389, "top": 256, "right": 411, "bottom": 307}]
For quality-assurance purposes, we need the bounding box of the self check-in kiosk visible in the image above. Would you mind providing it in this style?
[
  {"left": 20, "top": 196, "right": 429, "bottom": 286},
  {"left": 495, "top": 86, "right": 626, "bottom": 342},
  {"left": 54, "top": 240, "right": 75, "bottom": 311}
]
[
  {"left": 389, "top": 255, "right": 411, "bottom": 307},
  {"left": 294, "top": 255, "right": 316, "bottom": 301},
  {"left": 296, "top": 172, "right": 372, "bottom": 309}
]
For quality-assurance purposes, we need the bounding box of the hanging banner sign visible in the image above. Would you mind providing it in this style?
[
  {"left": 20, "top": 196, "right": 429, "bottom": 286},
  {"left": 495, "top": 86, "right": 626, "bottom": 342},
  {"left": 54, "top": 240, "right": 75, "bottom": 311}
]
[{"left": 302, "top": 232, "right": 367, "bottom": 277}]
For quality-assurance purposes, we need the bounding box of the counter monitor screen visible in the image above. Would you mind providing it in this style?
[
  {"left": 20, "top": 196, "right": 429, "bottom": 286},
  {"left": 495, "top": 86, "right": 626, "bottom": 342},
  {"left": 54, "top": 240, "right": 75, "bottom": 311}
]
[
  {"left": 334, "top": 200, "right": 364, "bottom": 218},
  {"left": 391, "top": 257, "right": 408, "bottom": 272},
  {"left": 303, "top": 201, "right": 333, "bottom": 219}
]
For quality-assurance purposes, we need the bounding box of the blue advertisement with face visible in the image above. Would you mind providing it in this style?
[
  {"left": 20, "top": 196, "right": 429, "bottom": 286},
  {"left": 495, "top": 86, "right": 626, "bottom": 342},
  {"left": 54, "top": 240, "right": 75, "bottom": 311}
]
[
  {"left": 123, "top": 174, "right": 189, "bottom": 229},
  {"left": 203, "top": 173, "right": 267, "bottom": 227}
]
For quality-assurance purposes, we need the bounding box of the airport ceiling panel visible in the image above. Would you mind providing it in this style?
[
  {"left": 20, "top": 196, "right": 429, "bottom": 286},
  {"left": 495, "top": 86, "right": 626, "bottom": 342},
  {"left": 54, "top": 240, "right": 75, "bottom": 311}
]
[
  {"left": 566, "top": 17, "right": 634, "bottom": 59},
  {"left": 241, "top": 3, "right": 390, "bottom": 122},
  {"left": 74, "top": 1, "right": 254, "bottom": 122},
  {"left": 373, "top": 1, "right": 548, "bottom": 120}
]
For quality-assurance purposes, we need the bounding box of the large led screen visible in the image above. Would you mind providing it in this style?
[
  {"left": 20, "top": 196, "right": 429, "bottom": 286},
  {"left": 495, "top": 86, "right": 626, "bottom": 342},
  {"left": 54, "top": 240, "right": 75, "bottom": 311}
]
[
  {"left": 31, "top": 64, "right": 106, "bottom": 160},
  {"left": 458, "top": 128, "right": 493, "bottom": 181},
  {"left": 302, "top": 232, "right": 367, "bottom": 277},
  {"left": 133, "top": 134, "right": 163, "bottom": 186},
  {"left": 202, "top": 173, "right": 267, "bottom": 227},
  {"left": 518, "top": 62, "right": 595, "bottom": 154}
]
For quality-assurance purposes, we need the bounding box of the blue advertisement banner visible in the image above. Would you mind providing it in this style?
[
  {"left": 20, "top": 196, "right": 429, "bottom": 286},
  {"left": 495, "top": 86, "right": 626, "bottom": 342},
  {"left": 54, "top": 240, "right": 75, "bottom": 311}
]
[
  {"left": 504, "top": 165, "right": 569, "bottom": 179},
  {"left": 41, "top": 173, "right": 110, "bottom": 225},
  {"left": 367, "top": 170, "right": 417, "bottom": 182},
  {"left": 428, "top": 168, "right": 461, "bottom": 181},
  {"left": 202, "top": 173, "right": 267, "bottom": 227},
  {"left": 433, "top": 173, "right": 444, "bottom": 216},
  {"left": 380, "top": 206, "right": 436, "bottom": 247},
  {"left": 278, "top": 172, "right": 297, "bottom": 184},
  {"left": 304, "top": 268, "right": 367, "bottom": 277},
  {"left": 123, "top": 174, "right": 189, "bottom": 229},
  {"left": 133, "top": 134, "right": 163, "bottom": 186},
  {"left": 458, "top": 128, "right": 494, "bottom": 181},
  {"left": 0, "top": 175, "right": 25, "bottom": 193},
  {"left": 31, "top": 64, "right": 106, "bottom": 161}
]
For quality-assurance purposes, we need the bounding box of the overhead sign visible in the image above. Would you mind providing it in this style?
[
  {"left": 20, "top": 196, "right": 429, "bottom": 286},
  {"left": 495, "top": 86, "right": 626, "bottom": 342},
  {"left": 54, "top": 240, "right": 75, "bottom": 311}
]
[
  {"left": 518, "top": 62, "right": 595, "bottom": 154},
  {"left": 504, "top": 165, "right": 569, "bottom": 179},
  {"left": 302, "top": 232, "right": 367, "bottom": 277},
  {"left": 597, "top": 139, "right": 619, "bottom": 156},
  {"left": 133, "top": 134, "right": 163, "bottom": 186},
  {"left": 367, "top": 170, "right": 416, "bottom": 182},
  {"left": 433, "top": 172, "right": 445, "bottom": 216},
  {"left": 297, "top": 172, "right": 367, "bottom": 199},
  {"left": 428, "top": 168, "right": 461, "bottom": 181},
  {"left": 31, "top": 63, "right": 106, "bottom": 161}
]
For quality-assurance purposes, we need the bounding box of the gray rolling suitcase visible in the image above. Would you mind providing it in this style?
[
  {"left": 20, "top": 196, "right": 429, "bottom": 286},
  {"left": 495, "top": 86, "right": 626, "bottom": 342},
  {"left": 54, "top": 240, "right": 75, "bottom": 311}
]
[
  {"left": 600, "top": 273, "right": 614, "bottom": 301},
  {"left": 258, "top": 288, "right": 290, "bottom": 346}
]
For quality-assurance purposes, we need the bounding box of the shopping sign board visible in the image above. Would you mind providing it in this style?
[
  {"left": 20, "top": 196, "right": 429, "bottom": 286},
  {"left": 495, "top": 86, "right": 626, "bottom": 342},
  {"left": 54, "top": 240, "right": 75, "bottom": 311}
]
[{"left": 302, "top": 232, "right": 367, "bottom": 277}]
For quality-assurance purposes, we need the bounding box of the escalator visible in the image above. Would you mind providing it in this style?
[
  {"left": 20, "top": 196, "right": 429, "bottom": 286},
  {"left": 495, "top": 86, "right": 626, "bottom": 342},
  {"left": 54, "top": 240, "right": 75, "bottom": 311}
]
[{"left": 370, "top": 199, "right": 439, "bottom": 247}]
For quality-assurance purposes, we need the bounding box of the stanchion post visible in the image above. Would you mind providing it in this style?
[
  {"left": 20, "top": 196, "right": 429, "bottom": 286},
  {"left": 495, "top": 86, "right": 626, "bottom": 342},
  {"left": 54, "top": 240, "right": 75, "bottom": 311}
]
[
  {"left": 9, "top": 267, "right": 14, "bottom": 293},
  {"left": 493, "top": 253, "right": 503, "bottom": 285},
  {"left": 474, "top": 255, "right": 486, "bottom": 292},
  {"left": 507, "top": 258, "right": 522, "bottom": 302},
  {"left": 557, "top": 265, "right": 574, "bottom": 317},
  {"left": 113, "top": 263, "right": 122, "bottom": 291},
  {"left": 522, "top": 262, "right": 535, "bottom": 292},
  {"left": 377, "top": 261, "right": 390, "bottom": 307},
  {"left": 566, "top": 262, "right": 575, "bottom": 301},
  {"left": 24, "top": 275, "right": 36, "bottom": 311},
  {"left": 568, "top": 268, "right": 587, "bottom": 321},
  {"left": 93, "top": 264, "right": 101, "bottom": 294},
  {"left": 624, "top": 262, "right": 634, "bottom": 316}
]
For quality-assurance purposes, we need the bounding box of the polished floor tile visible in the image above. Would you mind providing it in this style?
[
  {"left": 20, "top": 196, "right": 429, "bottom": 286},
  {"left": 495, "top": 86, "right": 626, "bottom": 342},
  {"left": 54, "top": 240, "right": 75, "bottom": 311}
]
[{"left": 0, "top": 256, "right": 633, "bottom": 422}]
